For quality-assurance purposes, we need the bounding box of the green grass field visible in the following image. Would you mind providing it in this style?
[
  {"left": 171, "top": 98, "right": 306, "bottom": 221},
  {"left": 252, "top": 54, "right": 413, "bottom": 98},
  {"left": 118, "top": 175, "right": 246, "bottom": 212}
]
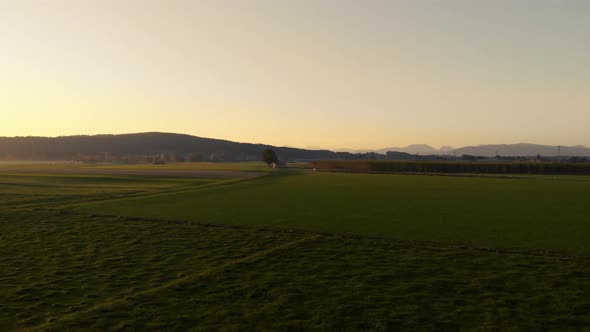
[
  {"left": 1, "top": 163, "right": 590, "bottom": 330},
  {"left": 75, "top": 169, "right": 590, "bottom": 253}
]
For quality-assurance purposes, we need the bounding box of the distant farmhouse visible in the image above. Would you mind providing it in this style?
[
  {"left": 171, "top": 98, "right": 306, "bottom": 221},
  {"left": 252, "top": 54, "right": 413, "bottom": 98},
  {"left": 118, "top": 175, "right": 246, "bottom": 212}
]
[{"left": 271, "top": 161, "right": 287, "bottom": 169}]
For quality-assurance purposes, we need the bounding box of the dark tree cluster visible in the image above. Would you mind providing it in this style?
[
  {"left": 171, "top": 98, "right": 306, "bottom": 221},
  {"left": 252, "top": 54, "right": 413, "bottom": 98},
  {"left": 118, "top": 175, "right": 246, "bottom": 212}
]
[
  {"left": 261, "top": 149, "right": 279, "bottom": 166},
  {"left": 311, "top": 160, "right": 590, "bottom": 175}
]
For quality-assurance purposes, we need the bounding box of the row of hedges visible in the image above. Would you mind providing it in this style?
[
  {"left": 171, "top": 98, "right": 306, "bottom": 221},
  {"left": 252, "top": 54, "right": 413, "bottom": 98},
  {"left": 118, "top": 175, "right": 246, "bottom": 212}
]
[{"left": 310, "top": 160, "right": 590, "bottom": 175}]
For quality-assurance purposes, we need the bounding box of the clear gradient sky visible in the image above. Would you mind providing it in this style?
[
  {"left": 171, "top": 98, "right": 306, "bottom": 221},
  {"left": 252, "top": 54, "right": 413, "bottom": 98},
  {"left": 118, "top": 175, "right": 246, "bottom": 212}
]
[{"left": 1, "top": 0, "right": 589, "bottom": 150}]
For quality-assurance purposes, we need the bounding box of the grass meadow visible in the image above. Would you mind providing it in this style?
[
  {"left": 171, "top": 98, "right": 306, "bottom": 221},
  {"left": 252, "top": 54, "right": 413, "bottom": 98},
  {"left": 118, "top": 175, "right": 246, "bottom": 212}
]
[
  {"left": 1, "top": 163, "right": 590, "bottom": 330},
  {"left": 75, "top": 169, "right": 590, "bottom": 253}
]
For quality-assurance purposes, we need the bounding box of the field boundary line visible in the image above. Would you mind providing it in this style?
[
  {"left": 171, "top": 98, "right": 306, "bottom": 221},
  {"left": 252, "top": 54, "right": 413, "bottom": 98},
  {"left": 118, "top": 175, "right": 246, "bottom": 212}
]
[
  {"left": 27, "top": 234, "right": 319, "bottom": 332},
  {"left": 309, "top": 168, "right": 545, "bottom": 179},
  {"left": 48, "top": 209, "right": 590, "bottom": 260}
]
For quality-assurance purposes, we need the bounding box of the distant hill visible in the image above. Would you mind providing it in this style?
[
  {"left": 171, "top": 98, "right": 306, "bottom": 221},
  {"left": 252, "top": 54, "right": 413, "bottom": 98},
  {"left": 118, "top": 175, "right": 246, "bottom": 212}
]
[
  {"left": 376, "top": 144, "right": 448, "bottom": 155},
  {"left": 1, "top": 133, "right": 588, "bottom": 162},
  {"left": 438, "top": 146, "right": 455, "bottom": 153},
  {"left": 452, "top": 144, "right": 590, "bottom": 157},
  {"left": 376, "top": 143, "right": 590, "bottom": 157},
  {"left": 0, "top": 132, "right": 339, "bottom": 162},
  {"left": 384, "top": 151, "right": 422, "bottom": 160},
  {"left": 334, "top": 148, "right": 373, "bottom": 154}
]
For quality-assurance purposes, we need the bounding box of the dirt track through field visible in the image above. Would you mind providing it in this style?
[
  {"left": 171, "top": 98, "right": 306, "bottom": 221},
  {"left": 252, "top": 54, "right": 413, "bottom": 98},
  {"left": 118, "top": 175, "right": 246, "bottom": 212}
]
[{"left": 0, "top": 167, "right": 261, "bottom": 179}]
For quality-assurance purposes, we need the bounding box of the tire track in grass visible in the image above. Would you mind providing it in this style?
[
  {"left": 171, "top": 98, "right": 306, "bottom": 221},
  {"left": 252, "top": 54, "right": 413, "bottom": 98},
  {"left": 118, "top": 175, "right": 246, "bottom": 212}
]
[
  {"left": 27, "top": 234, "right": 320, "bottom": 332},
  {"left": 4, "top": 171, "right": 270, "bottom": 212},
  {"left": 4, "top": 176, "right": 251, "bottom": 212},
  {"left": 52, "top": 174, "right": 269, "bottom": 211}
]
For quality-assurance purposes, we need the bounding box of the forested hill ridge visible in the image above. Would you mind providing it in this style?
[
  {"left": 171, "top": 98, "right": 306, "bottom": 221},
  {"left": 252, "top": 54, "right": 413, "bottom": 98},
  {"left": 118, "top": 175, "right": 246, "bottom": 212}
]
[
  {"left": 0, "top": 132, "right": 342, "bottom": 162},
  {"left": 1, "top": 132, "right": 589, "bottom": 162}
]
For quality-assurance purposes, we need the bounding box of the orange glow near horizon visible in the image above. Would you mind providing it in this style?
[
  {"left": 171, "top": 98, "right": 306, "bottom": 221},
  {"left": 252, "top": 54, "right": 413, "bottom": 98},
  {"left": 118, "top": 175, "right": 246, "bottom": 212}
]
[{"left": 1, "top": 1, "right": 589, "bottom": 150}]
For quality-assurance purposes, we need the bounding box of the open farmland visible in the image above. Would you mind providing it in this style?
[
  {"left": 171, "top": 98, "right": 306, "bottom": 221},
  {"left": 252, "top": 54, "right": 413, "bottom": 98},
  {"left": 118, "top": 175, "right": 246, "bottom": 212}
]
[
  {"left": 76, "top": 168, "right": 590, "bottom": 253},
  {"left": 1, "top": 163, "right": 590, "bottom": 330}
]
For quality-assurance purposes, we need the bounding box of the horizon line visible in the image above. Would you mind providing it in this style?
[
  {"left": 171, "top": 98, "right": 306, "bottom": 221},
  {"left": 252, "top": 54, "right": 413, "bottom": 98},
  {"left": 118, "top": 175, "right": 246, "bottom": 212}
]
[{"left": 1, "top": 131, "right": 587, "bottom": 152}]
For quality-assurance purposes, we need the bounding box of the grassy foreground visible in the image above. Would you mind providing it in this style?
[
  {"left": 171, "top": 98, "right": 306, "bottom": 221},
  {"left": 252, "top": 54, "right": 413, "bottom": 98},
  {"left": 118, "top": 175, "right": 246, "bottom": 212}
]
[
  {"left": 1, "top": 164, "right": 590, "bottom": 330},
  {"left": 76, "top": 169, "right": 590, "bottom": 253}
]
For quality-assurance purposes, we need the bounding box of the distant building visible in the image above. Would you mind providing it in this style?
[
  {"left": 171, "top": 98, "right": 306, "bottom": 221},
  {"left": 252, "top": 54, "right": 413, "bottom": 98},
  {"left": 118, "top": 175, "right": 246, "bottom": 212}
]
[
  {"left": 271, "top": 161, "right": 287, "bottom": 169},
  {"left": 152, "top": 153, "right": 166, "bottom": 165}
]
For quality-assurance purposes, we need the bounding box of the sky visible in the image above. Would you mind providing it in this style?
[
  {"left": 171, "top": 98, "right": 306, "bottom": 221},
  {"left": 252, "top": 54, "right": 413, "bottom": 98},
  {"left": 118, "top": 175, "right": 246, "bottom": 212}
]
[{"left": 1, "top": 0, "right": 589, "bottom": 150}]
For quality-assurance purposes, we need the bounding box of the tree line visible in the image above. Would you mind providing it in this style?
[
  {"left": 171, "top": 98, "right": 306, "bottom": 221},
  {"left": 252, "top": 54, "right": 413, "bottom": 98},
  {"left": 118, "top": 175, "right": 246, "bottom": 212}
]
[{"left": 310, "top": 160, "right": 590, "bottom": 175}]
